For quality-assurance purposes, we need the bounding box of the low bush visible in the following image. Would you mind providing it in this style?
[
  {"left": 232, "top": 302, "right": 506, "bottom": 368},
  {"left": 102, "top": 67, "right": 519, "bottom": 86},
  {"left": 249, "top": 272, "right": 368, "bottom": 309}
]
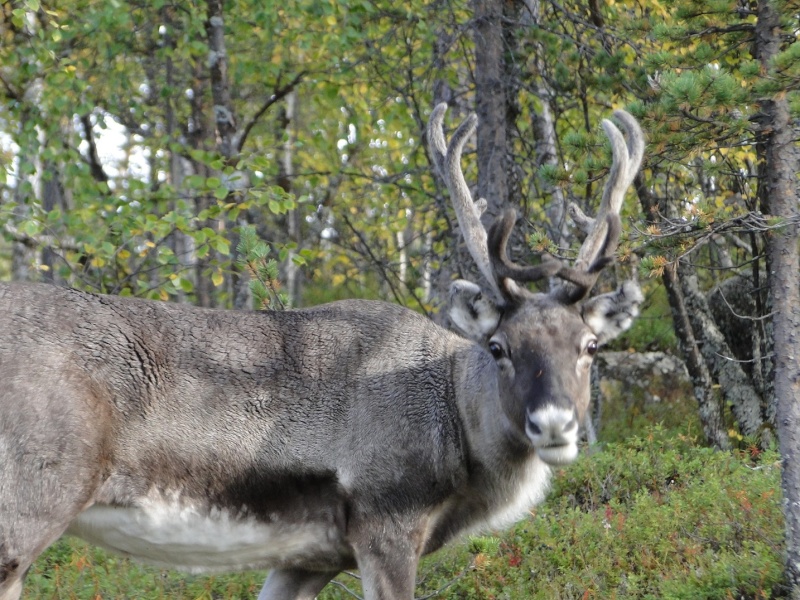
[{"left": 409, "top": 428, "right": 784, "bottom": 599}]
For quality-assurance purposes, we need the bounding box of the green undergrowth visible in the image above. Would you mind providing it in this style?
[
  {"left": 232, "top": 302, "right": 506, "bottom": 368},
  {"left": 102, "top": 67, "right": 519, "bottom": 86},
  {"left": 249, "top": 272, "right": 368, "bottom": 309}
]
[
  {"left": 24, "top": 426, "right": 784, "bottom": 599},
  {"left": 487, "top": 429, "right": 783, "bottom": 599}
]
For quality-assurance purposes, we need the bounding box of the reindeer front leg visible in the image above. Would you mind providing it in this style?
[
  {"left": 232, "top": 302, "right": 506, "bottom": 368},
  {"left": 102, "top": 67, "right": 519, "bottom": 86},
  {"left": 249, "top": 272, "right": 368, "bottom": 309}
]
[
  {"left": 257, "top": 568, "right": 337, "bottom": 600},
  {"left": 349, "top": 518, "right": 425, "bottom": 600}
]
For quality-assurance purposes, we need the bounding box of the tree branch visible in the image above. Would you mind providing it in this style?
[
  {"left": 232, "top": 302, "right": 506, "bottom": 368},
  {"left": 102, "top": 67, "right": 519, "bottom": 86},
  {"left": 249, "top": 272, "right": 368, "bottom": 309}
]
[
  {"left": 205, "top": 0, "right": 236, "bottom": 160},
  {"left": 235, "top": 71, "right": 306, "bottom": 153},
  {"left": 79, "top": 114, "right": 110, "bottom": 183}
]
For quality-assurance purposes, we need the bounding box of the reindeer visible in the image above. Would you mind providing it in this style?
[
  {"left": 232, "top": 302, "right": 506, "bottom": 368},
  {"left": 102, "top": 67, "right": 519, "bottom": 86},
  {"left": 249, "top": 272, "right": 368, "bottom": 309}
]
[{"left": 0, "top": 105, "right": 644, "bottom": 600}]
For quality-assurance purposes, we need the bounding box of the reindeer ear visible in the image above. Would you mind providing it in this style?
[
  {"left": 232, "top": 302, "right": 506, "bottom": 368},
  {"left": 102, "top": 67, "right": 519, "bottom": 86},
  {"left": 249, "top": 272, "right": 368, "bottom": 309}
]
[
  {"left": 582, "top": 280, "right": 644, "bottom": 345},
  {"left": 448, "top": 280, "right": 502, "bottom": 341}
]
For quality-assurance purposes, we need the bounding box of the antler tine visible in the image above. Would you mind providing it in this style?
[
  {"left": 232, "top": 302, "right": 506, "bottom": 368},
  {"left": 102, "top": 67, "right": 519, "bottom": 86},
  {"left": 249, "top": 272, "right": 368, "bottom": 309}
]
[
  {"left": 488, "top": 209, "right": 562, "bottom": 285},
  {"left": 614, "top": 109, "right": 645, "bottom": 187},
  {"left": 428, "top": 104, "right": 503, "bottom": 299},
  {"left": 575, "top": 110, "right": 644, "bottom": 269},
  {"left": 428, "top": 103, "right": 449, "bottom": 180}
]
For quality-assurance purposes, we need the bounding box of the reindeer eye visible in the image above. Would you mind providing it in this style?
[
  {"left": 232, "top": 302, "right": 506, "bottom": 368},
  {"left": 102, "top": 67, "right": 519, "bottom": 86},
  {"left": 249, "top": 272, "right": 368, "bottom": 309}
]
[
  {"left": 586, "top": 339, "right": 599, "bottom": 356},
  {"left": 488, "top": 341, "right": 505, "bottom": 360}
]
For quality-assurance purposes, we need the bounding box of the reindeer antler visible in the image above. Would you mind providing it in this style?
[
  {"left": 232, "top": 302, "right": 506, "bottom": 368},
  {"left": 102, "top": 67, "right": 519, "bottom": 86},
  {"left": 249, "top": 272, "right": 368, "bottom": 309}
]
[
  {"left": 553, "top": 110, "right": 644, "bottom": 302},
  {"left": 429, "top": 104, "right": 643, "bottom": 305},
  {"left": 497, "top": 110, "right": 643, "bottom": 303},
  {"left": 428, "top": 104, "right": 502, "bottom": 299},
  {"left": 487, "top": 209, "right": 563, "bottom": 285},
  {"left": 573, "top": 111, "right": 644, "bottom": 270}
]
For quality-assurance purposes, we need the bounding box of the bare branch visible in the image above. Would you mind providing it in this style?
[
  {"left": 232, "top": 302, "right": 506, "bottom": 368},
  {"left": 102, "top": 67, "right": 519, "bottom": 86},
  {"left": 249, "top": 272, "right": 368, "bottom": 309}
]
[
  {"left": 3, "top": 222, "right": 79, "bottom": 252},
  {"left": 79, "top": 114, "right": 110, "bottom": 183},
  {"left": 235, "top": 71, "right": 307, "bottom": 153}
]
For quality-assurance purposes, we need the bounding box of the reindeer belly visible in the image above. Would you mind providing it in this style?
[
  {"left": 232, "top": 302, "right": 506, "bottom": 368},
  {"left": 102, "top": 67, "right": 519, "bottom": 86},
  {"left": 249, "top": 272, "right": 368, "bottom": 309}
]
[{"left": 66, "top": 495, "right": 347, "bottom": 573}]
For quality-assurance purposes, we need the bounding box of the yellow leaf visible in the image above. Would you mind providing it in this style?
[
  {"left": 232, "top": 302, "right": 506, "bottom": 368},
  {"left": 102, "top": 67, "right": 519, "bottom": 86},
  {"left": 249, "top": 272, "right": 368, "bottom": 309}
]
[
  {"left": 212, "top": 271, "right": 224, "bottom": 287},
  {"left": 325, "top": 14, "right": 336, "bottom": 25},
  {"left": 118, "top": 249, "right": 131, "bottom": 260}
]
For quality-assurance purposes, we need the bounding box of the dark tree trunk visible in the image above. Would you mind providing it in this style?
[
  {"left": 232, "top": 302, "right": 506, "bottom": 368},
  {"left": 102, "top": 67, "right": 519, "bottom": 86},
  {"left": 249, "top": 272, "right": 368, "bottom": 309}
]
[
  {"left": 664, "top": 263, "right": 730, "bottom": 449},
  {"left": 472, "top": 0, "right": 509, "bottom": 218},
  {"left": 754, "top": 0, "right": 800, "bottom": 594},
  {"left": 472, "top": 0, "right": 530, "bottom": 274},
  {"left": 679, "top": 266, "right": 765, "bottom": 440},
  {"left": 40, "top": 159, "right": 66, "bottom": 284},
  {"left": 636, "top": 179, "right": 730, "bottom": 449}
]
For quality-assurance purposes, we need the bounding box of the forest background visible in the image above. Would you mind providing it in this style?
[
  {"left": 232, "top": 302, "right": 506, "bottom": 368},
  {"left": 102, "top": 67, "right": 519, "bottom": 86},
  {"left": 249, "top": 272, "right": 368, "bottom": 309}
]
[{"left": 1, "top": 0, "right": 799, "bottom": 597}]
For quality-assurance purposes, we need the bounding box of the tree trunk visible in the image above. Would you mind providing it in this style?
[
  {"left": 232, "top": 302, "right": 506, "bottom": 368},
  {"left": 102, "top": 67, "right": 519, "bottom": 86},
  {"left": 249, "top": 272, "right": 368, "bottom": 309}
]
[
  {"left": 665, "top": 263, "right": 731, "bottom": 449},
  {"left": 472, "top": 0, "right": 509, "bottom": 218},
  {"left": 472, "top": 0, "right": 530, "bottom": 276},
  {"left": 427, "top": 27, "right": 459, "bottom": 325},
  {"left": 679, "top": 266, "right": 765, "bottom": 440},
  {"left": 755, "top": 0, "right": 800, "bottom": 594},
  {"left": 279, "top": 90, "right": 302, "bottom": 308},
  {"left": 11, "top": 108, "right": 36, "bottom": 283},
  {"left": 40, "top": 158, "right": 66, "bottom": 285},
  {"left": 189, "top": 0, "right": 241, "bottom": 308},
  {"left": 637, "top": 179, "right": 730, "bottom": 449},
  {"left": 205, "top": 0, "right": 236, "bottom": 161},
  {"left": 520, "top": 0, "right": 571, "bottom": 249}
]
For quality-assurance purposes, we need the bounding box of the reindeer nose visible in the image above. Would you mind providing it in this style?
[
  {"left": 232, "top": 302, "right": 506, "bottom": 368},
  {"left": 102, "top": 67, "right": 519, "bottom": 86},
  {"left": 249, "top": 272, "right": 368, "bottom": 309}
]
[{"left": 526, "top": 406, "right": 579, "bottom": 465}]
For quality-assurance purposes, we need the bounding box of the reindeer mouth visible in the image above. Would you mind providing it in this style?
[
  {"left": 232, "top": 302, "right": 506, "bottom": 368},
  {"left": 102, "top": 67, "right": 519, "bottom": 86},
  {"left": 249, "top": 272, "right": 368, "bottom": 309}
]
[
  {"left": 526, "top": 406, "right": 580, "bottom": 466},
  {"left": 534, "top": 443, "right": 579, "bottom": 466}
]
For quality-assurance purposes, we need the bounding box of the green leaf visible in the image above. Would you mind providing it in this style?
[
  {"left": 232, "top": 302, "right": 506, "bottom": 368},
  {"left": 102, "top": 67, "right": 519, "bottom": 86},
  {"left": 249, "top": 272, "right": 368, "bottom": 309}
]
[
  {"left": 184, "top": 175, "right": 205, "bottom": 188},
  {"left": 213, "top": 238, "right": 230, "bottom": 255},
  {"left": 20, "top": 220, "right": 41, "bottom": 236}
]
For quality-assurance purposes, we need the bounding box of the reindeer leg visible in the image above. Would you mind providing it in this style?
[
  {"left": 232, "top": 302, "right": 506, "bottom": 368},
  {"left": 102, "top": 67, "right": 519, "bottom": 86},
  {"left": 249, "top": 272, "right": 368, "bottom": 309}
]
[
  {"left": 349, "top": 520, "right": 423, "bottom": 600},
  {"left": 0, "top": 516, "right": 74, "bottom": 600},
  {"left": 257, "top": 568, "right": 337, "bottom": 600},
  {"left": 1, "top": 383, "right": 105, "bottom": 600},
  {"left": 0, "top": 573, "right": 23, "bottom": 600}
]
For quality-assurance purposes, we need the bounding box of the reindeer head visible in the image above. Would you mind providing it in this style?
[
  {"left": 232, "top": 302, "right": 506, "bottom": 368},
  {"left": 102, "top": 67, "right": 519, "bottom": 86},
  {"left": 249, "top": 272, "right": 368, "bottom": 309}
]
[{"left": 429, "top": 104, "right": 644, "bottom": 465}]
